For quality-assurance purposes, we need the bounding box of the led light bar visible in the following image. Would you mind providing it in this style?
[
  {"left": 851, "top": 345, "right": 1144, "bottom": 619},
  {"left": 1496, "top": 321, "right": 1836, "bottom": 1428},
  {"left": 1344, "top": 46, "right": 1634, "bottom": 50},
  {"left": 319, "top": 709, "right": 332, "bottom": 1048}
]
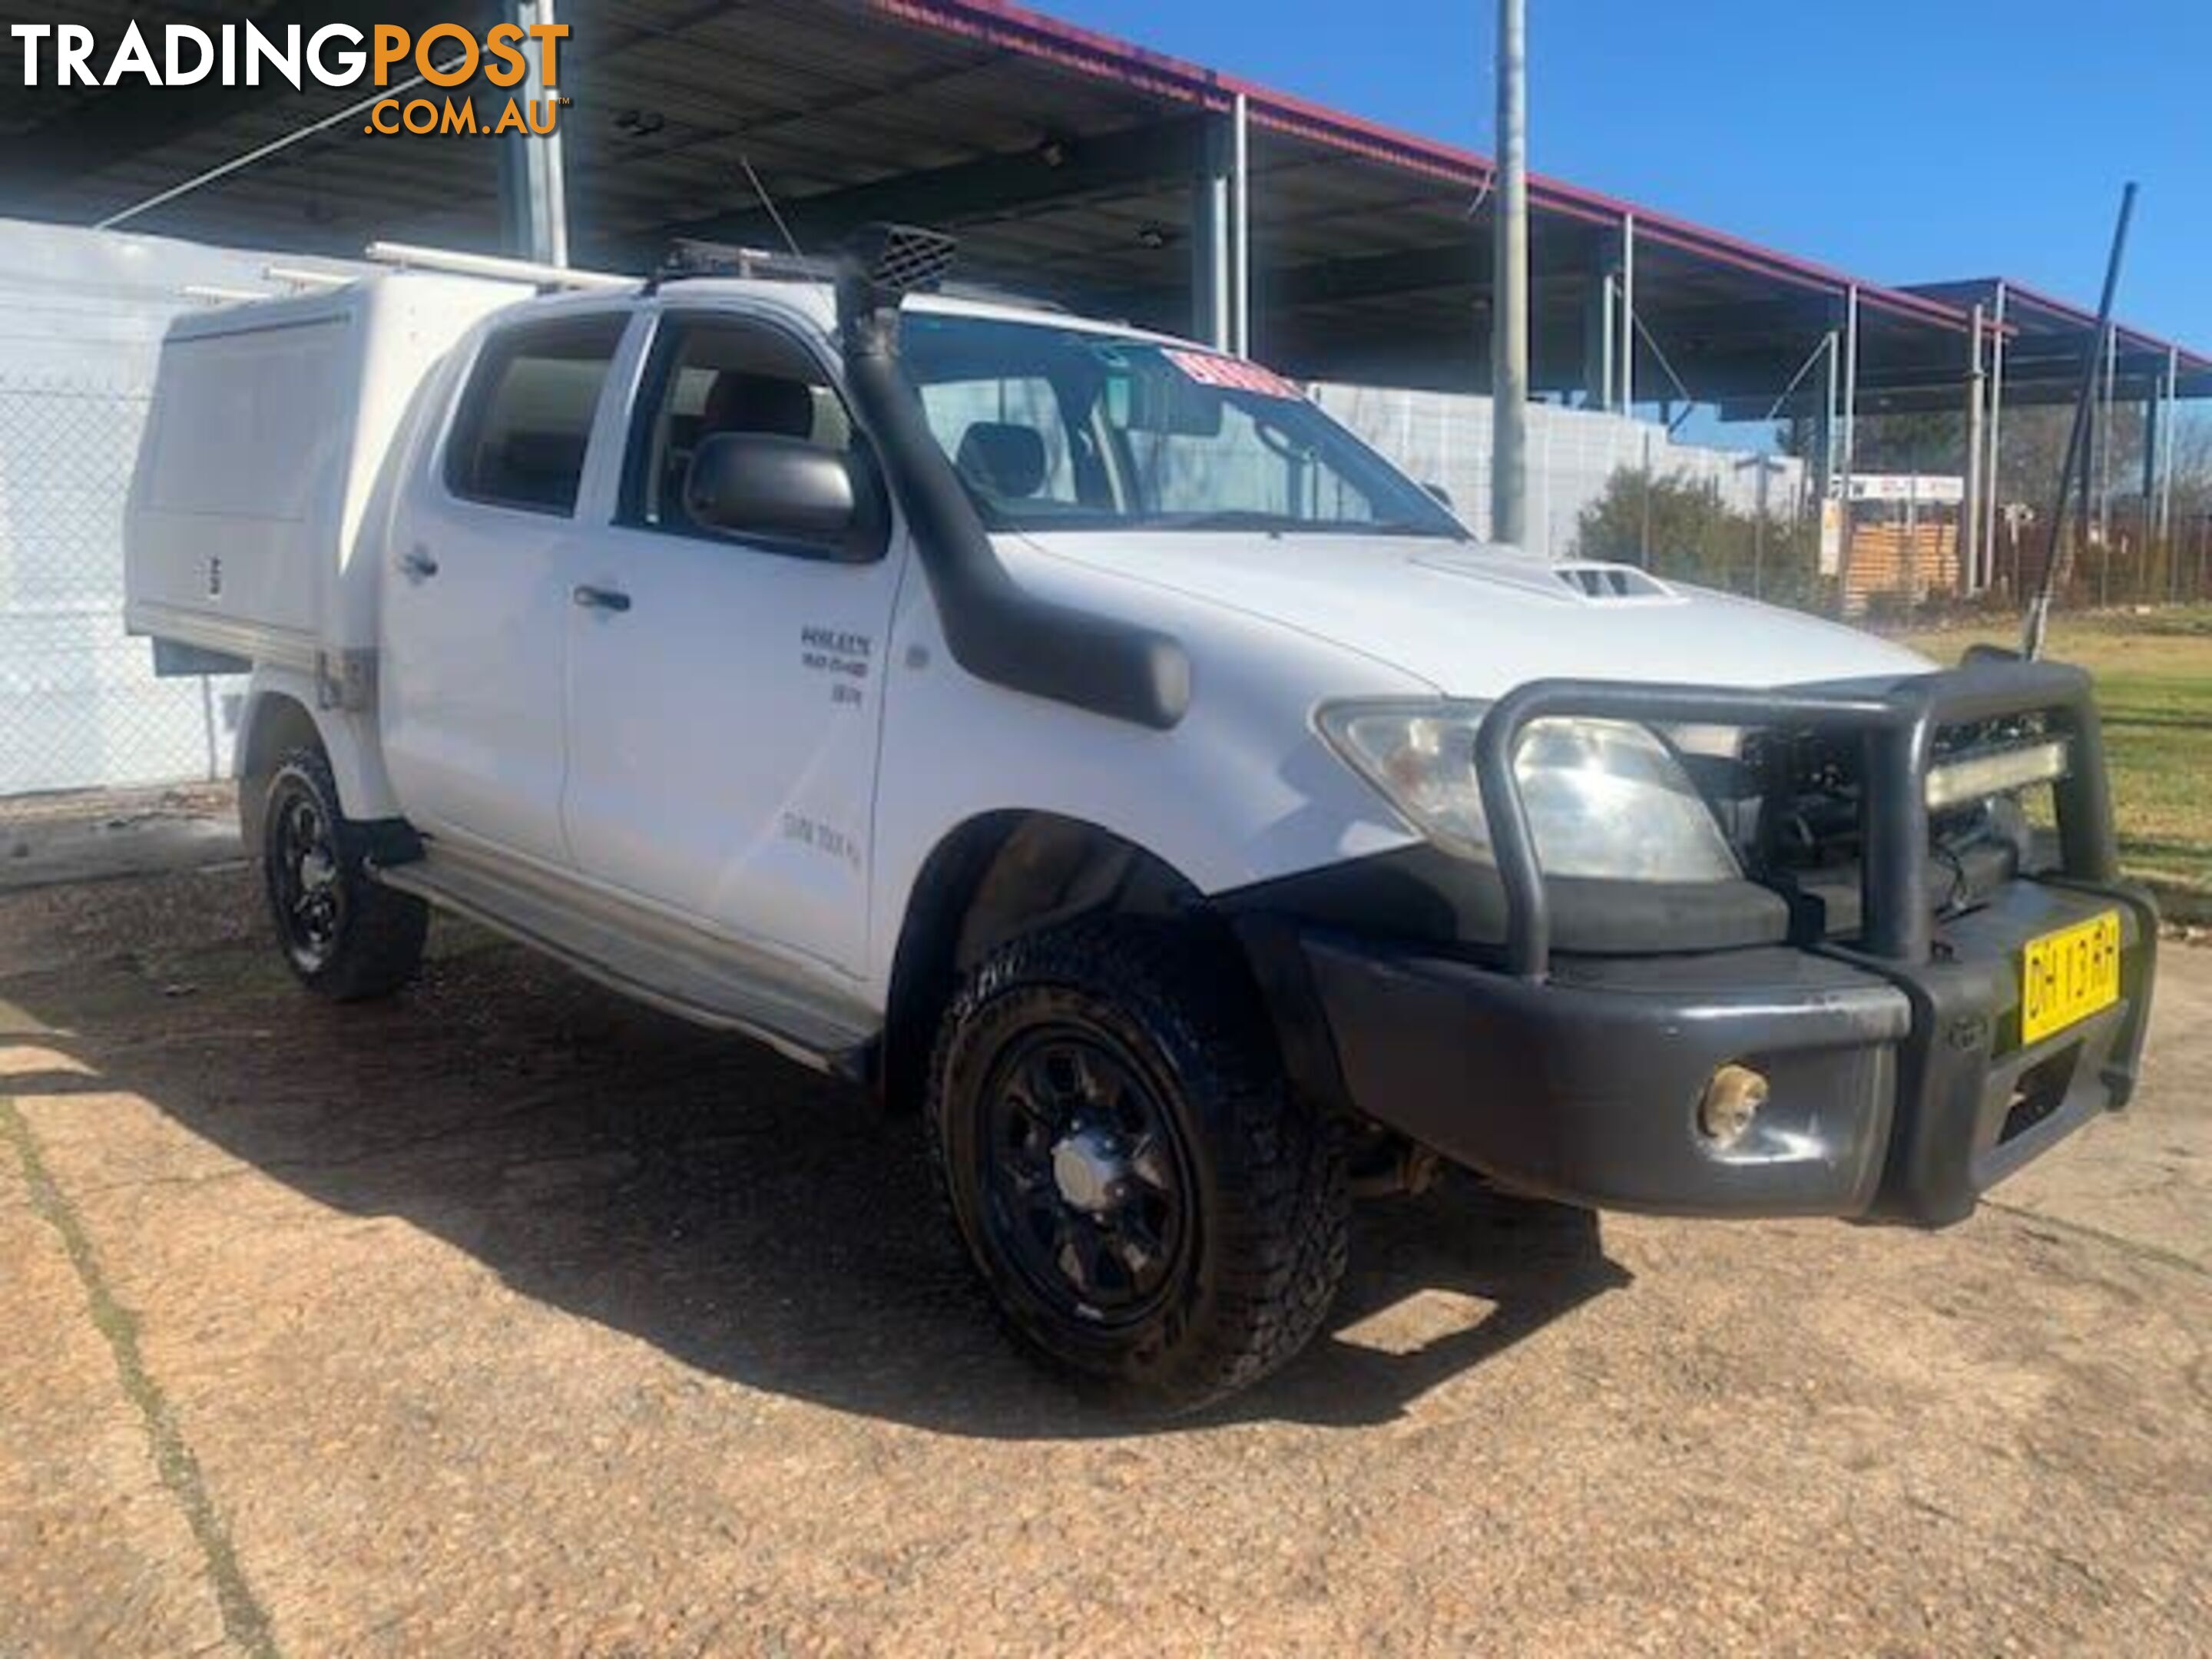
[{"left": 1925, "top": 737, "right": 2070, "bottom": 812}]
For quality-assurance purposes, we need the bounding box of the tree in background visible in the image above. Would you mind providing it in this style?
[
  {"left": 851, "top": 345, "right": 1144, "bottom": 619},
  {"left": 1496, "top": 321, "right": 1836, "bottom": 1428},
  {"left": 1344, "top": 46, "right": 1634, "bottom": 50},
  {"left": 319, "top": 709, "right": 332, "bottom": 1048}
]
[{"left": 1575, "top": 468, "right": 1826, "bottom": 611}]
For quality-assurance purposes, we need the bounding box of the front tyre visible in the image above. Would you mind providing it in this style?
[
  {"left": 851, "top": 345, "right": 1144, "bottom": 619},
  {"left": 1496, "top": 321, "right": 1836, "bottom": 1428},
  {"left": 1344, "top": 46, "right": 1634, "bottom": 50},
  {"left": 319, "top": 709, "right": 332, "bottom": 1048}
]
[
  {"left": 929, "top": 919, "right": 1349, "bottom": 1412},
  {"left": 260, "top": 747, "right": 427, "bottom": 1002}
]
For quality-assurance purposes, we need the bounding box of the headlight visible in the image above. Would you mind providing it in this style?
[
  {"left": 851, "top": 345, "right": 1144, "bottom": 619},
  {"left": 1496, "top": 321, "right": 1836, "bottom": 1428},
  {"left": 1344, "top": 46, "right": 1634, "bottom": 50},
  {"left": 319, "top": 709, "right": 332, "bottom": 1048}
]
[{"left": 1317, "top": 700, "right": 1741, "bottom": 882}]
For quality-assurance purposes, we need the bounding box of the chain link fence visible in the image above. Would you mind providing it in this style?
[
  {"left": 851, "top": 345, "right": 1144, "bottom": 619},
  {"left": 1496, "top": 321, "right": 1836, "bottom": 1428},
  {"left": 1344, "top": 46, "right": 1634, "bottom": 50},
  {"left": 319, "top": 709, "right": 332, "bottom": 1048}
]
[
  {"left": 0, "top": 218, "right": 276, "bottom": 820},
  {"left": 0, "top": 376, "right": 241, "bottom": 810}
]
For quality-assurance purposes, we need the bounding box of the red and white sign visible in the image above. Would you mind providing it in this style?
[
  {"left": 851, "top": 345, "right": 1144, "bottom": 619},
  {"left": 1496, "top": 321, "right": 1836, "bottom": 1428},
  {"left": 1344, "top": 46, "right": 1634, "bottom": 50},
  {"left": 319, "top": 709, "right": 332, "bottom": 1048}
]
[{"left": 1161, "top": 349, "right": 1302, "bottom": 399}]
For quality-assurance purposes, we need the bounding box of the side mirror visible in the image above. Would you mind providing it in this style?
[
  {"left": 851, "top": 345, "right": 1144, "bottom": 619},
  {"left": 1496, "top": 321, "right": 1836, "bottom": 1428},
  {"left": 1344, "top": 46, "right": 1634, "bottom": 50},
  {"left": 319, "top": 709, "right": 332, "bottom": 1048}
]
[
  {"left": 1422, "top": 482, "right": 1454, "bottom": 509},
  {"left": 684, "top": 433, "right": 886, "bottom": 562}
]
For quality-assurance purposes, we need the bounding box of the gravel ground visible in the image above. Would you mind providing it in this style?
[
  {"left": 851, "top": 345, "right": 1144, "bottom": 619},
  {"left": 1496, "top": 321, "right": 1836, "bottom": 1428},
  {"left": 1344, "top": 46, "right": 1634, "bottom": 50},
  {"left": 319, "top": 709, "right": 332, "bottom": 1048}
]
[{"left": 2, "top": 816, "right": 2208, "bottom": 1656}]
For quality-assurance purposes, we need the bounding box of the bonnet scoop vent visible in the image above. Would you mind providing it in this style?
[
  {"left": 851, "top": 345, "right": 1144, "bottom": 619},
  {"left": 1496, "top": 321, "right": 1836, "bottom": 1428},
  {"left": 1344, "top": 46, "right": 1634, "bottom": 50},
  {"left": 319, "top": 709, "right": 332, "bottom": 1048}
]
[{"left": 1551, "top": 562, "right": 1673, "bottom": 601}]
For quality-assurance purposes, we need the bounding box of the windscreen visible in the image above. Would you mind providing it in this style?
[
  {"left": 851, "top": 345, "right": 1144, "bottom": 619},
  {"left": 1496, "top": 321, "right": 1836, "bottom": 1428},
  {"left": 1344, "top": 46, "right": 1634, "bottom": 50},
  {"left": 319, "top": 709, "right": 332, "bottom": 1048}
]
[{"left": 900, "top": 312, "right": 1467, "bottom": 540}]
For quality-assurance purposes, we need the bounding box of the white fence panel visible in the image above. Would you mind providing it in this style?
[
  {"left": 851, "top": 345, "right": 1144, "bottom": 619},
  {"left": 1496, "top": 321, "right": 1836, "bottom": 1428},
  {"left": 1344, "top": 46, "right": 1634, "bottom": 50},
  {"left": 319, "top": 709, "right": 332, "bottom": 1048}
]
[{"left": 1312, "top": 383, "right": 1803, "bottom": 556}]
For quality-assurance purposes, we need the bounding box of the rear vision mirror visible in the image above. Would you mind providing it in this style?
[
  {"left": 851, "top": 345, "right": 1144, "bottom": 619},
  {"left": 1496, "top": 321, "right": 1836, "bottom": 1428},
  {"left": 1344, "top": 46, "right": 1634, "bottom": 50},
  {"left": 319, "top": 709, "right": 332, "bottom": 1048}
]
[{"left": 1108, "top": 373, "right": 1224, "bottom": 439}]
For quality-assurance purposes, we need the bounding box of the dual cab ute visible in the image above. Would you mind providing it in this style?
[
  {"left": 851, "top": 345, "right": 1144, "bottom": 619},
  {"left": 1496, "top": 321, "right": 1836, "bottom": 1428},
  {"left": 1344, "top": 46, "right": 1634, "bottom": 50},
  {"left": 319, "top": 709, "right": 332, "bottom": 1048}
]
[{"left": 126, "top": 229, "right": 2156, "bottom": 1409}]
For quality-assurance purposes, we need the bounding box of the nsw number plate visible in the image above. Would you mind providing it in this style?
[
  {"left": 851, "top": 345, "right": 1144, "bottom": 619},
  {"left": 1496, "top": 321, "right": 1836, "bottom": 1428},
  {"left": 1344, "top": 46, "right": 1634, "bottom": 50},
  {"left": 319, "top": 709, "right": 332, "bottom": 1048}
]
[{"left": 2020, "top": 911, "right": 2122, "bottom": 1045}]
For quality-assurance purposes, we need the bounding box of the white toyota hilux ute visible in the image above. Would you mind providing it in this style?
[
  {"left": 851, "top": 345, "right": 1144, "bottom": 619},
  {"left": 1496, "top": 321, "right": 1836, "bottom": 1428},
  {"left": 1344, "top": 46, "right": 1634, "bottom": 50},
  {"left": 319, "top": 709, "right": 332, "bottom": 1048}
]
[{"left": 127, "top": 229, "right": 2155, "bottom": 1409}]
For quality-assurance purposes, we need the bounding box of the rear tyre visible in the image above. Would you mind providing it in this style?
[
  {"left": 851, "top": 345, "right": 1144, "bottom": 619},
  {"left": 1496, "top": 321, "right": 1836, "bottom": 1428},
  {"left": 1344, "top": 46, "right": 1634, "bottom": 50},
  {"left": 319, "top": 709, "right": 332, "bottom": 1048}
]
[
  {"left": 259, "top": 747, "right": 427, "bottom": 1002},
  {"left": 929, "top": 918, "right": 1349, "bottom": 1412}
]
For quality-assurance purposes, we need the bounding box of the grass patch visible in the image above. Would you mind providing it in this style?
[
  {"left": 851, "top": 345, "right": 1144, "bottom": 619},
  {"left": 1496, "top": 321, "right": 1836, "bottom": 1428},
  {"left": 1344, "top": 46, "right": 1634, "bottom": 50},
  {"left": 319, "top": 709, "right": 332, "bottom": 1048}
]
[{"left": 1903, "top": 607, "right": 2212, "bottom": 916}]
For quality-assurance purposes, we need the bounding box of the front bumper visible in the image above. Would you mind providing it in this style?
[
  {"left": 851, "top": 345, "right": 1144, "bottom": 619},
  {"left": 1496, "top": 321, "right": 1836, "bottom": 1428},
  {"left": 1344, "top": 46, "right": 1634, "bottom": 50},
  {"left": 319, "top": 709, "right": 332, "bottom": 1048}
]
[
  {"left": 1237, "top": 659, "right": 2157, "bottom": 1227},
  {"left": 1291, "top": 876, "right": 2155, "bottom": 1224}
]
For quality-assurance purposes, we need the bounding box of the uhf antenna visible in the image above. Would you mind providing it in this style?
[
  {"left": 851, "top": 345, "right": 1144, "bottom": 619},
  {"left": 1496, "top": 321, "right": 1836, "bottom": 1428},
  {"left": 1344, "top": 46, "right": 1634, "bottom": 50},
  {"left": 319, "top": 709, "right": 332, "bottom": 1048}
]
[
  {"left": 2024, "top": 182, "right": 2137, "bottom": 661},
  {"left": 740, "top": 154, "right": 807, "bottom": 265}
]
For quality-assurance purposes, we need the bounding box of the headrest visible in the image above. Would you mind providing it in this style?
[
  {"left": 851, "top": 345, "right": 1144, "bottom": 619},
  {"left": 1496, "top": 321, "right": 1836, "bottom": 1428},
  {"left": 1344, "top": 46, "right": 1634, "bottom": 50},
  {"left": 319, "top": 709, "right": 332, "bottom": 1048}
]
[
  {"left": 955, "top": 422, "right": 1048, "bottom": 498},
  {"left": 701, "top": 371, "right": 815, "bottom": 439},
  {"left": 495, "top": 432, "right": 588, "bottom": 506}
]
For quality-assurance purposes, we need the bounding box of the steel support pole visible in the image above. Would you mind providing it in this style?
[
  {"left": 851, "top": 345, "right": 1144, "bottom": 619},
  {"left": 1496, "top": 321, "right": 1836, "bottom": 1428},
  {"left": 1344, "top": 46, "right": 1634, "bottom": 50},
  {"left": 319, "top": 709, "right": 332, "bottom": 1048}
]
[
  {"left": 1584, "top": 266, "right": 1616, "bottom": 410},
  {"left": 2096, "top": 323, "right": 2118, "bottom": 547},
  {"left": 1190, "top": 121, "right": 1231, "bottom": 349},
  {"left": 1813, "top": 327, "right": 1839, "bottom": 581},
  {"left": 1984, "top": 282, "right": 2008, "bottom": 591},
  {"left": 1836, "top": 286, "right": 1860, "bottom": 614},
  {"left": 1962, "top": 303, "right": 1986, "bottom": 597},
  {"left": 1618, "top": 214, "right": 1637, "bottom": 416},
  {"left": 1602, "top": 273, "right": 1617, "bottom": 410},
  {"left": 2158, "top": 345, "right": 2180, "bottom": 559},
  {"left": 499, "top": 0, "right": 568, "bottom": 266},
  {"left": 1489, "top": 0, "right": 1530, "bottom": 547},
  {"left": 1754, "top": 457, "right": 1770, "bottom": 599},
  {"left": 1821, "top": 327, "right": 1840, "bottom": 501},
  {"left": 2142, "top": 386, "right": 2160, "bottom": 501},
  {"left": 1230, "top": 94, "right": 1251, "bottom": 358}
]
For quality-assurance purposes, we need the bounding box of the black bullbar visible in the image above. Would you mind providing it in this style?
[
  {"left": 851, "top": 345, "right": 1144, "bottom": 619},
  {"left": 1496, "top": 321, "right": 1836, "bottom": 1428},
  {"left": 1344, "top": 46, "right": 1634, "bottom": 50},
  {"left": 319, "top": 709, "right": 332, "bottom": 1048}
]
[
  {"left": 1251, "top": 660, "right": 2158, "bottom": 1228},
  {"left": 1472, "top": 658, "right": 2121, "bottom": 980}
]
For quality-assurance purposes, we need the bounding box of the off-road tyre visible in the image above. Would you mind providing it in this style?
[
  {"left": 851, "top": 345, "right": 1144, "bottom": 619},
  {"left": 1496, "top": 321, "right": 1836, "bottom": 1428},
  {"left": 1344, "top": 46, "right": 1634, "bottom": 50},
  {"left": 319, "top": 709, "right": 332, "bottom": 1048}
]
[
  {"left": 929, "top": 917, "right": 1349, "bottom": 1412},
  {"left": 259, "top": 747, "right": 427, "bottom": 1002}
]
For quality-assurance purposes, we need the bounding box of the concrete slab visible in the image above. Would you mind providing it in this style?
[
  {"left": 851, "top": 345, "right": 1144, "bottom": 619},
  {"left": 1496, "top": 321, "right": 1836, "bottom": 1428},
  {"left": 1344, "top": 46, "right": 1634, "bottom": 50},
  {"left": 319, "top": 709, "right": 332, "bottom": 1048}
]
[
  {"left": 2, "top": 866, "right": 2207, "bottom": 1654},
  {"left": 0, "top": 1105, "right": 233, "bottom": 1657},
  {"left": 1995, "top": 946, "right": 2212, "bottom": 1273},
  {"left": 1, "top": 786, "right": 241, "bottom": 895}
]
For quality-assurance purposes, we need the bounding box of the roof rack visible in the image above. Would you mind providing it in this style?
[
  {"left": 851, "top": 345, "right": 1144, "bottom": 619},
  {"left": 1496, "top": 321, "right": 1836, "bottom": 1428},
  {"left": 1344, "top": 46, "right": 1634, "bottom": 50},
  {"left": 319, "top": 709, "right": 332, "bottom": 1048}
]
[
  {"left": 174, "top": 263, "right": 364, "bottom": 307},
  {"left": 263, "top": 264, "right": 353, "bottom": 291},
  {"left": 176, "top": 230, "right": 1067, "bottom": 315},
  {"left": 347, "top": 233, "right": 1056, "bottom": 313},
  {"left": 180, "top": 283, "right": 268, "bottom": 306},
  {"left": 647, "top": 237, "right": 827, "bottom": 291},
  {"left": 360, "top": 237, "right": 843, "bottom": 298},
  {"left": 364, "top": 241, "right": 637, "bottom": 292}
]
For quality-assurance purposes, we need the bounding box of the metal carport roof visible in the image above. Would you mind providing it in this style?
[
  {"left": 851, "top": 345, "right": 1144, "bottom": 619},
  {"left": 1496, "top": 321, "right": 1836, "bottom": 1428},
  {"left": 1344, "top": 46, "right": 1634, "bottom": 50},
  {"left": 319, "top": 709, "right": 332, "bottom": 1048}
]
[{"left": 2, "top": 0, "right": 2205, "bottom": 415}]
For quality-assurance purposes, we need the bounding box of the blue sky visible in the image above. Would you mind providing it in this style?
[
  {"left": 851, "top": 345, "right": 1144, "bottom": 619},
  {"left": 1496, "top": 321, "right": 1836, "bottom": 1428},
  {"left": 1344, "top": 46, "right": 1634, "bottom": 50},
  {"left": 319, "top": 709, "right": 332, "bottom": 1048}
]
[{"left": 1048, "top": 0, "right": 2212, "bottom": 353}]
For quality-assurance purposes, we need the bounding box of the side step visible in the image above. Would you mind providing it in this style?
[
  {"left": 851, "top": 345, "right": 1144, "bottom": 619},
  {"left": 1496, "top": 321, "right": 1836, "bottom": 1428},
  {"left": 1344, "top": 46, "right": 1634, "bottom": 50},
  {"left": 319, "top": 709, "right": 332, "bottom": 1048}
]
[{"left": 375, "top": 842, "right": 877, "bottom": 1079}]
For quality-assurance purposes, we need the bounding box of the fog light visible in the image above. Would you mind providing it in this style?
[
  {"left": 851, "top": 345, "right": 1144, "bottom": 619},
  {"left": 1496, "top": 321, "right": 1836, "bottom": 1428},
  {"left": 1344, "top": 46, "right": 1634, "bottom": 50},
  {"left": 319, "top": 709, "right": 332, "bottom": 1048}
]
[{"left": 1699, "top": 1064, "right": 1770, "bottom": 1149}]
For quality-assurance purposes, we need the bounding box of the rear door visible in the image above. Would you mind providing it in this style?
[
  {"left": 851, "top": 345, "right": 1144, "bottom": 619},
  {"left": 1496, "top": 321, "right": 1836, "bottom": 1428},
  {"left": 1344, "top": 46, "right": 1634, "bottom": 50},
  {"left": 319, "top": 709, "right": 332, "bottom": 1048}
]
[
  {"left": 381, "top": 310, "right": 633, "bottom": 866},
  {"left": 560, "top": 306, "right": 906, "bottom": 974}
]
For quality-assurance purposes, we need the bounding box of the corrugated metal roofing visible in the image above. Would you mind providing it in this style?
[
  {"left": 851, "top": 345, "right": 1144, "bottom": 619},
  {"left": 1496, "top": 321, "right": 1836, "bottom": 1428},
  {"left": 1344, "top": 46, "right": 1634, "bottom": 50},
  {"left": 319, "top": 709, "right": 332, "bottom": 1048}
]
[{"left": 0, "top": 0, "right": 2201, "bottom": 406}]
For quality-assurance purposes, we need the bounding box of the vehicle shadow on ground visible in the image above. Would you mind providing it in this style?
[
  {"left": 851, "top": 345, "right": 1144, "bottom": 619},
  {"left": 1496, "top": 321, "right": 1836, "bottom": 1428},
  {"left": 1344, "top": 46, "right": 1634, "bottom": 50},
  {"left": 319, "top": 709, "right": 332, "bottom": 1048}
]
[{"left": 3, "top": 899, "right": 1631, "bottom": 1439}]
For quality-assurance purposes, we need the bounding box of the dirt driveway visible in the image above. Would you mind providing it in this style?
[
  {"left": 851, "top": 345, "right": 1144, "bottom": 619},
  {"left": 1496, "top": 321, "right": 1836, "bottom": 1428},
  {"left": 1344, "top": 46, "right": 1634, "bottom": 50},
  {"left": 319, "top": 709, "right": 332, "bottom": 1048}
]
[{"left": 3, "top": 827, "right": 2208, "bottom": 1655}]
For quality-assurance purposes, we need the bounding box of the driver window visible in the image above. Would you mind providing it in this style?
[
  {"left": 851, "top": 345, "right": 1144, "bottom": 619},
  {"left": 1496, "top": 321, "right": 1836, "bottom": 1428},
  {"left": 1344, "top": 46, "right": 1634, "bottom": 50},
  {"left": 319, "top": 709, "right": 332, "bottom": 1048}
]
[{"left": 621, "top": 316, "right": 854, "bottom": 535}]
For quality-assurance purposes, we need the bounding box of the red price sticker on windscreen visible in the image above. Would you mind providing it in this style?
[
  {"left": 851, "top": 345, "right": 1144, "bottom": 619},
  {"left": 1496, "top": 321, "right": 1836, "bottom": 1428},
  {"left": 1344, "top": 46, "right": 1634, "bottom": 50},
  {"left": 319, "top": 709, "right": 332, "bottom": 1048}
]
[{"left": 1161, "top": 349, "right": 1303, "bottom": 399}]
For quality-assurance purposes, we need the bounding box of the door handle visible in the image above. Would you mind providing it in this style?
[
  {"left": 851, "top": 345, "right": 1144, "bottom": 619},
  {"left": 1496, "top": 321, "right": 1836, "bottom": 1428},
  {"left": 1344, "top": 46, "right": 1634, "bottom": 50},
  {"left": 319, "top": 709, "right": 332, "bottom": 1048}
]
[
  {"left": 398, "top": 547, "right": 439, "bottom": 580},
  {"left": 572, "top": 584, "right": 632, "bottom": 614}
]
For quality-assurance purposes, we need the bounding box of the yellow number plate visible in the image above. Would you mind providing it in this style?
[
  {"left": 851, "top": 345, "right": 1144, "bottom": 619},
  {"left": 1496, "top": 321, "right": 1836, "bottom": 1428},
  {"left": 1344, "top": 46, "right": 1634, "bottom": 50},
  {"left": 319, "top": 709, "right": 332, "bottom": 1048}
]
[{"left": 2020, "top": 911, "right": 2122, "bottom": 1045}]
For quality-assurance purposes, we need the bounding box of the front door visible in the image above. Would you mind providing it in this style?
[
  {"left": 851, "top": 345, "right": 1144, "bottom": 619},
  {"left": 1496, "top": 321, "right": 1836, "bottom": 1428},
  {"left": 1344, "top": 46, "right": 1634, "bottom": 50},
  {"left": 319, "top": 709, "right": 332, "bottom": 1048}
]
[
  {"left": 381, "top": 311, "right": 631, "bottom": 867},
  {"left": 560, "top": 309, "right": 905, "bottom": 975}
]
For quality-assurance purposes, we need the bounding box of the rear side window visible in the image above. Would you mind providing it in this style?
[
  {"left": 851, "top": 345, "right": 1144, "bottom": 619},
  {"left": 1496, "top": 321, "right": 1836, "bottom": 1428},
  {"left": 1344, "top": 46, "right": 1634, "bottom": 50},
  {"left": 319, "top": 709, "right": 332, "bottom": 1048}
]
[{"left": 445, "top": 315, "right": 628, "bottom": 515}]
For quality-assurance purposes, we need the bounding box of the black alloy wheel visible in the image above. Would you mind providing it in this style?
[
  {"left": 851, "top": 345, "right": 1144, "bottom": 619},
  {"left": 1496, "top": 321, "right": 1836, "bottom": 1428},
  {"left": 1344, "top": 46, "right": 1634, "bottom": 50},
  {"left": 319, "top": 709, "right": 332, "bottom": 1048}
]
[
  {"left": 977, "top": 1023, "right": 1195, "bottom": 1327},
  {"left": 257, "top": 747, "right": 428, "bottom": 1001},
  {"left": 267, "top": 773, "right": 346, "bottom": 975},
  {"left": 930, "top": 917, "right": 1349, "bottom": 1412}
]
